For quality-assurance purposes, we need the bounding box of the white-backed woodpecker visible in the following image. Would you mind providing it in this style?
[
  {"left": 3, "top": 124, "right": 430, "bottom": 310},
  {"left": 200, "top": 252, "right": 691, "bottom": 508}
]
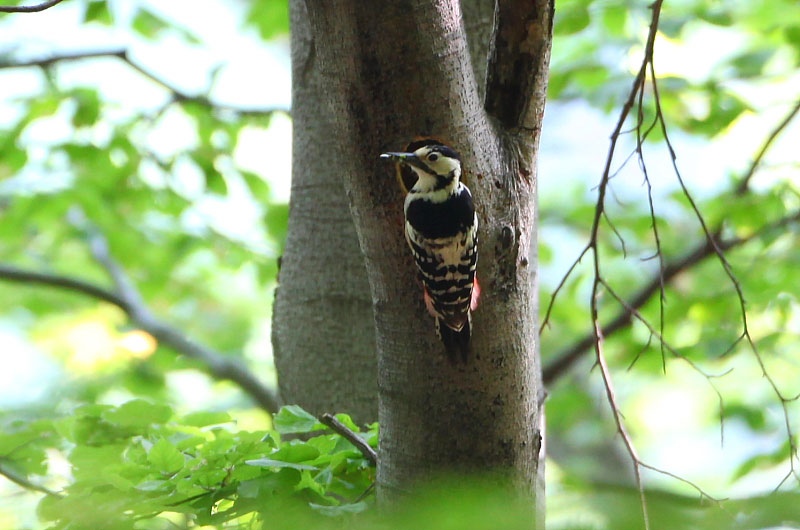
[{"left": 381, "top": 140, "right": 480, "bottom": 362}]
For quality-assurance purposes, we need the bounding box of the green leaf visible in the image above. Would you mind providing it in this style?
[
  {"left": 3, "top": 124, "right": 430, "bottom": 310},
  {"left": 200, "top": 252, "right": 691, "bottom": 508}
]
[
  {"left": 294, "top": 469, "right": 327, "bottom": 498},
  {"left": 687, "top": 90, "right": 749, "bottom": 137},
  {"left": 148, "top": 438, "right": 185, "bottom": 474},
  {"left": 697, "top": 7, "right": 734, "bottom": 27},
  {"left": 554, "top": 7, "right": 590, "bottom": 36},
  {"left": 102, "top": 399, "right": 173, "bottom": 428},
  {"left": 601, "top": 5, "right": 627, "bottom": 37},
  {"left": 330, "top": 413, "right": 359, "bottom": 433},
  {"left": 729, "top": 50, "right": 774, "bottom": 78},
  {"left": 658, "top": 15, "right": 689, "bottom": 38},
  {"left": 135, "top": 479, "right": 167, "bottom": 491},
  {"left": 238, "top": 468, "right": 300, "bottom": 498},
  {"left": 26, "top": 94, "right": 61, "bottom": 120},
  {"left": 241, "top": 170, "right": 271, "bottom": 202},
  {"left": 245, "top": 0, "right": 290, "bottom": 40},
  {"left": 132, "top": 8, "right": 169, "bottom": 38},
  {"left": 70, "top": 444, "right": 126, "bottom": 480},
  {"left": 273, "top": 405, "right": 322, "bottom": 434},
  {"left": 572, "top": 65, "right": 610, "bottom": 89},
  {"left": 0, "top": 145, "right": 27, "bottom": 178},
  {"left": 181, "top": 411, "right": 232, "bottom": 427},
  {"left": 269, "top": 442, "right": 321, "bottom": 463},
  {"left": 722, "top": 403, "right": 767, "bottom": 430},
  {"left": 71, "top": 88, "right": 101, "bottom": 127},
  {"left": 83, "top": 0, "right": 112, "bottom": 25},
  {"left": 265, "top": 202, "right": 289, "bottom": 247},
  {"left": 785, "top": 26, "right": 800, "bottom": 50}
]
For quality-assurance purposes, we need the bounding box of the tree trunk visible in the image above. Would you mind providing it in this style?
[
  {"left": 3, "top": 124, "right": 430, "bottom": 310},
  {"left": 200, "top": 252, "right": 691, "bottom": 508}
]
[
  {"left": 295, "top": 0, "right": 553, "bottom": 517},
  {"left": 271, "top": 0, "right": 379, "bottom": 424},
  {"left": 274, "top": 0, "right": 499, "bottom": 426}
]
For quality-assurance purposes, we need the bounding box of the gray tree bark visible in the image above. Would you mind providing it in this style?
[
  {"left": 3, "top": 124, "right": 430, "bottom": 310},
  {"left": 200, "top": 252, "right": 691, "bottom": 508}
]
[
  {"left": 284, "top": 0, "right": 553, "bottom": 518},
  {"left": 271, "top": 0, "right": 379, "bottom": 424},
  {"left": 274, "top": 1, "right": 500, "bottom": 427}
]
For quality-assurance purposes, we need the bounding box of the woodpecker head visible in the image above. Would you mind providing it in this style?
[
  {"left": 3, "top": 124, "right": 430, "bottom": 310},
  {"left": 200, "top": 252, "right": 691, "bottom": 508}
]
[{"left": 381, "top": 143, "right": 462, "bottom": 191}]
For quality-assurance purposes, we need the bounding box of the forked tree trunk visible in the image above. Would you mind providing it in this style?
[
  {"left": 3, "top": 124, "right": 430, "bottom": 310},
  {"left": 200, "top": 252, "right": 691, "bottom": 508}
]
[
  {"left": 274, "top": 1, "right": 497, "bottom": 425},
  {"left": 277, "top": 0, "right": 553, "bottom": 519}
]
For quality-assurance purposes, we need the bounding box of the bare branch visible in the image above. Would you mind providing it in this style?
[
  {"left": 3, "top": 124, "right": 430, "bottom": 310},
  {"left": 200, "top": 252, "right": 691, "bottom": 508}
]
[
  {"left": 544, "top": 208, "right": 800, "bottom": 385},
  {"left": 574, "top": 1, "right": 735, "bottom": 522},
  {"left": 544, "top": 0, "right": 664, "bottom": 397},
  {"left": 0, "top": 225, "right": 281, "bottom": 414},
  {"left": 592, "top": 323, "right": 650, "bottom": 529},
  {"left": 0, "top": 49, "right": 286, "bottom": 116},
  {"left": 634, "top": 73, "right": 667, "bottom": 374},
  {"left": 600, "top": 277, "right": 730, "bottom": 446},
  {"left": 318, "top": 413, "right": 377, "bottom": 466},
  {"left": 543, "top": 80, "right": 800, "bottom": 385},
  {"left": 735, "top": 98, "right": 800, "bottom": 195},
  {"left": 650, "top": 56, "right": 800, "bottom": 484},
  {"left": 0, "top": 0, "right": 64, "bottom": 13},
  {"left": 539, "top": 244, "right": 589, "bottom": 332},
  {"left": 593, "top": 289, "right": 726, "bottom": 521},
  {"left": 638, "top": 462, "right": 727, "bottom": 505},
  {"left": 583, "top": 0, "right": 663, "bottom": 508},
  {"left": 0, "top": 49, "right": 127, "bottom": 69},
  {"left": 484, "top": 0, "right": 554, "bottom": 130},
  {"left": 0, "top": 264, "right": 126, "bottom": 308}
]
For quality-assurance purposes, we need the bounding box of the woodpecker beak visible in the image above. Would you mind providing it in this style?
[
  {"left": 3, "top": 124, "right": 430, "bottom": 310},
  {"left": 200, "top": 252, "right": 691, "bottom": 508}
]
[{"left": 380, "top": 152, "right": 426, "bottom": 171}]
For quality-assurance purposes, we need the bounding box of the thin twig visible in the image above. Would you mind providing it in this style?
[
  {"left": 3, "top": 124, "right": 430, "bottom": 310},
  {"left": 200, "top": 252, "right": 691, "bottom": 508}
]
[
  {"left": 638, "top": 462, "right": 727, "bottom": 505},
  {"left": 542, "top": 92, "right": 800, "bottom": 383},
  {"left": 0, "top": 0, "right": 64, "bottom": 13},
  {"left": 0, "top": 49, "right": 286, "bottom": 116},
  {"left": 603, "top": 211, "right": 627, "bottom": 257},
  {"left": 650, "top": 55, "right": 800, "bottom": 485},
  {"left": 319, "top": 413, "right": 378, "bottom": 466},
  {"left": 543, "top": 208, "right": 800, "bottom": 385},
  {"left": 539, "top": 244, "right": 589, "bottom": 332},
  {"left": 593, "top": 323, "right": 650, "bottom": 530},
  {"left": 634, "top": 71, "right": 667, "bottom": 375},
  {"left": 735, "top": 98, "right": 800, "bottom": 195},
  {"left": 353, "top": 482, "right": 376, "bottom": 502},
  {"left": 0, "top": 49, "right": 127, "bottom": 69},
  {"left": 586, "top": 3, "right": 676, "bottom": 526},
  {"left": 600, "top": 278, "right": 730, "bottom": 447}
]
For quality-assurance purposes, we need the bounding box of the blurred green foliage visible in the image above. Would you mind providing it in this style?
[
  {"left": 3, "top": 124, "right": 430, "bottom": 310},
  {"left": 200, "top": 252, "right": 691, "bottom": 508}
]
[
  {"left": 0, "top": 0, "right": 799, "bottom": 528},
  {"left": 1, "top": 404, "right": 376, "bottom": 529}
]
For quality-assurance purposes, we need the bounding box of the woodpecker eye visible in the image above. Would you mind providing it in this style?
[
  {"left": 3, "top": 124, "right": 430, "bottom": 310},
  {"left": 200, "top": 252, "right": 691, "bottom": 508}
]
[{"left": 428, "top": 153, "right": 439, "bottom": 161}]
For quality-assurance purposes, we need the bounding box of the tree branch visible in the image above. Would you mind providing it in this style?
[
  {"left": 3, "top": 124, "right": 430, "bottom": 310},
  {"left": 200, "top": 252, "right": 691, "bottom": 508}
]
[
  {"left": 0, "top": 49, "right": 127, "bottom": 69},
  {"left": 543, "top": 89, "right": 800, "bottom": 385},
  {"left": 0, "top": 223, "right": 281, "bottom": 414},
  {"left": 0, "top": 459, "right": 61, "bottom": 497},
  {"left": 543, "top": 208, "right": 800, "bottom": 385},
  {"left": 484, "top": 0, "right": 554, "bottom": 130},
  {"left": 592, "top": 324, "right": 650, "bottom": 530},
  {"left": 735, "top": 97, "right": 800, "bottom": 195},
  {"left": 0, "top": 49, "right": 286, "bottom": 116},
  {"left": 0, "top": 265, "right": 127, "bottom": 308},
  {"left": 318, "top": 413, "right": 377, "bottom": 466},
  {"left": 0, "top": 0, "right": 64, "bottom": 13}
]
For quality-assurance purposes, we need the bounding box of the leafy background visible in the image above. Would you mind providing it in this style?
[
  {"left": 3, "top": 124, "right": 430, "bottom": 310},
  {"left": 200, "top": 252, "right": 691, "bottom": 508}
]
[{"left": 0, "top": 0, "right": 799, "bottom": 528}]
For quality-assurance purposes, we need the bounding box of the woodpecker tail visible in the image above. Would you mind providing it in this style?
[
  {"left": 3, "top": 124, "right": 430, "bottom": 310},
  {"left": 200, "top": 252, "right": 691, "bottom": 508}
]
[{"left": 436, "top": 317, "right": 471, "bottom": 364}]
